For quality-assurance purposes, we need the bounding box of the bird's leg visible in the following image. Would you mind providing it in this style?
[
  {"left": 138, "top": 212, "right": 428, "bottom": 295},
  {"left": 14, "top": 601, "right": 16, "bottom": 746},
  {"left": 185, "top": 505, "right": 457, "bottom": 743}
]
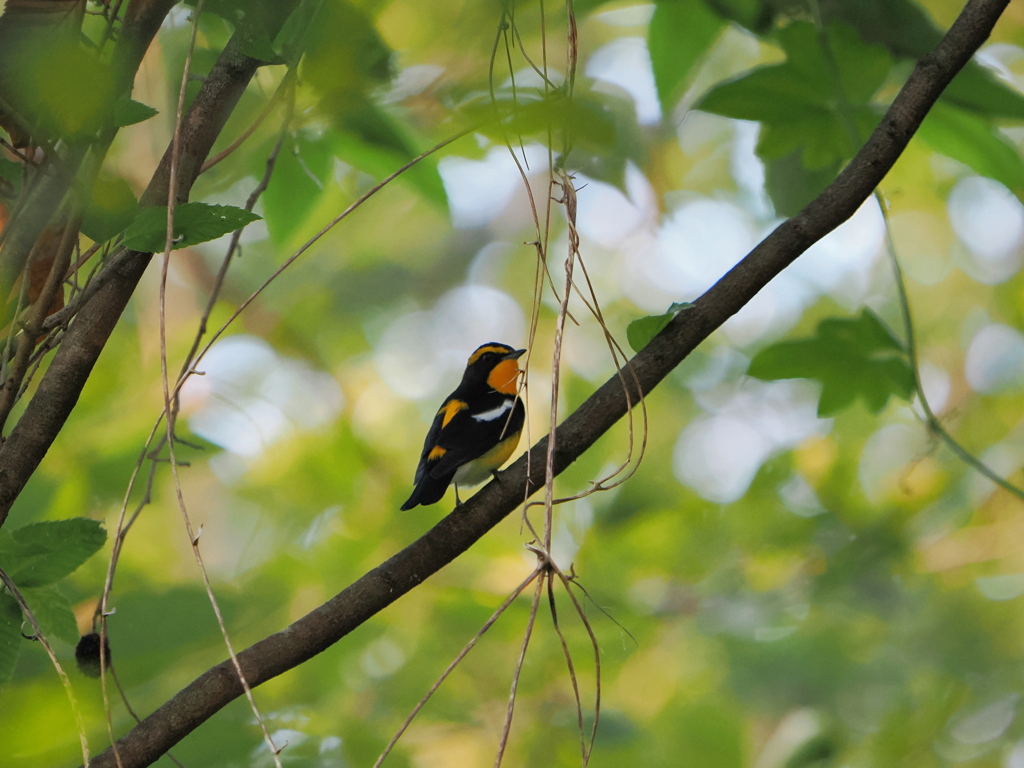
[
  {"left": 454, "top": 484, "right": 463, "bottom": 506},
  {"left": 490, "top": 469, "right": 503, "bottom": 485}
]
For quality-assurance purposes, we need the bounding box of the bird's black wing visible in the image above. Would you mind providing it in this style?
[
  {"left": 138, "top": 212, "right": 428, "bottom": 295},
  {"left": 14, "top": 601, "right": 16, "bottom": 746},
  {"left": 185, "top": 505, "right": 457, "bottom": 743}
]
[
  {"left": 402, "top": 391, "right": 522, "bottom": 510},
  {"left": 412, "top": 401, "right": 448, "bottom": 486},
  {"left": 426, "top": 393, "right": 521, "bottom": 478}
]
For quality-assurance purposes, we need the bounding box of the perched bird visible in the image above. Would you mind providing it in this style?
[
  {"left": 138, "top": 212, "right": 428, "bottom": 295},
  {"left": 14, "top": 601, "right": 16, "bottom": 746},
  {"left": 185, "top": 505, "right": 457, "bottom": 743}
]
[{"left": 401, "top": 342, "right": 526, "bottom": 510}]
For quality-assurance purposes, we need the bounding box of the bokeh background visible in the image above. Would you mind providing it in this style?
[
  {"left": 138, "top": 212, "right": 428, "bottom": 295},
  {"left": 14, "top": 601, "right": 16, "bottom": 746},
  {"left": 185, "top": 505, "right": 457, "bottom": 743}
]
[{"left": 4, "top": 0, "right": 1024, "bottom": 766}]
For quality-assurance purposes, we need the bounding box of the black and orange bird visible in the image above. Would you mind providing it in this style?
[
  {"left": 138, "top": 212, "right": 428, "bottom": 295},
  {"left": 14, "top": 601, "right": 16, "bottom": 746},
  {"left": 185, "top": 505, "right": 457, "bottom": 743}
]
[{"left": 400, "top": 342, "right": 526, "bottom": 510}]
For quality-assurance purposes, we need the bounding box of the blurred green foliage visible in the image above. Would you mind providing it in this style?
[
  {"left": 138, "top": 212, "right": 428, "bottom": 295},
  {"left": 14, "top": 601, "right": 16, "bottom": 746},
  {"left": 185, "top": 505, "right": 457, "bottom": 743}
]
[
  {"left": 748, "top": 310, "right": 916, "bottom": 416},
  {"left": 2, "top": 0, "right": 1024, "bottom": 767}
]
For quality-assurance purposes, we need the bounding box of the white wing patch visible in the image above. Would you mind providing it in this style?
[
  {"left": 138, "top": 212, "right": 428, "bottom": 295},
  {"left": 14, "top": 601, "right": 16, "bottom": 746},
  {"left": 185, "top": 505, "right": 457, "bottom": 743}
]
[{"left": 473, "top": 399, "right": 513, "bottom": 422}]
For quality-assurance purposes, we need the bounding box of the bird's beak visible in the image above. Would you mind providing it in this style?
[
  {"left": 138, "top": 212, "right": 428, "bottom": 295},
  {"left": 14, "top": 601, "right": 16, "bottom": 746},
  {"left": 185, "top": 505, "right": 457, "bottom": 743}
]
[{"left": 506, "top": 348, "right": 527, "bottom": 360}]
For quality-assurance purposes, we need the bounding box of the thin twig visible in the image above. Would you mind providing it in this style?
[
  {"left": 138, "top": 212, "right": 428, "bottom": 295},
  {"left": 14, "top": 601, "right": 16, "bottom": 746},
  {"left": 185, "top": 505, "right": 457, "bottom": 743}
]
[
  {"left": 155, "top": 3, "right": 283, "bottom": 764},
  {"left": 0, "top": 213, "right": 79, "bottom": 433},
  {"left": 494, "top": 573, "right": 544, "bottom": 767},
  {"left": 553, "top": 568, "right": 601, "bottom": 763},
  {"left": 110, "top": 664, "right": 187, "bottom": 768},
  {"left": 876, "top": 190, "right": 1024, "bottom": 501},
  {"left": 373, "top": 569, "right": 542, "bottom": 767},
  {"left": 545, "top": 572, "right": 589, "bottom": 764},
  {"left": 176, "top": 128, "right": 473, "bottom": 397},
  {"left": 200, "top": 69, "right": 296, "bottom": 174},
  {"left": 0, "top": 566, "right": 91, "bottom": 767}
]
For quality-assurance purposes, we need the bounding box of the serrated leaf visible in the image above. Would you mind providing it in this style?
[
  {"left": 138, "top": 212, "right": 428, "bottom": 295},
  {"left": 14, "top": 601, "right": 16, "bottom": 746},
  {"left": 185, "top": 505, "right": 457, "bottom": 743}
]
[
  {"left": 917, "top": 102, "right": 1024, "bottom": 197},
  {"left": 627, "top": 302, "right": 692, "bottom": 353},
  {"left": 649, "top": 0, "right": 725, "bottom": 113},
  {"left": 21, "top": 586, "right": 79, "bottom": 646},
  {"left": 112, "top": 98, "right": 158, "bottom": 128},
  {"left": 747, "top": 310, "right": 915, "bottom": 417},
  {"left": 121, "top": 203, "right": 262, "bottom": 253},
  {"left": 0, "top": 519, "right": 106, "bottom": 588},
  {"left": 0, "top": 592, "right": 23, "bottom": 684}
]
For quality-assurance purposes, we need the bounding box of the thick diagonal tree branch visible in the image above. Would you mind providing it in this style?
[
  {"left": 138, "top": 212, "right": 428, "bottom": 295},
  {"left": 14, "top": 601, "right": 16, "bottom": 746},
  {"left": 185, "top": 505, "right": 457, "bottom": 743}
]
[{"left": 84, "top": 0, "right": 1010, "bottom": 766}]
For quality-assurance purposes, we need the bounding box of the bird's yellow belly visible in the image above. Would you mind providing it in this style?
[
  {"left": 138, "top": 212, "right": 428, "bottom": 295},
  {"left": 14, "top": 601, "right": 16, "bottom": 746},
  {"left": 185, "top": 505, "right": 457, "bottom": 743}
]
[{"left": 454, "top": 431, "right": 521, "bottom": 487}]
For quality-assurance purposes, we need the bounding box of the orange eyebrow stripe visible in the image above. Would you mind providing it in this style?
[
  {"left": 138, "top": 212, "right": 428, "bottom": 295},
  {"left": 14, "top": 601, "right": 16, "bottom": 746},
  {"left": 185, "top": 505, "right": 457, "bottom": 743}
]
[
  {"left": 428, "top": 445, "right": 447, "bottom": 460},
  {"left": 467, "top": 345, "right": 511, "bottom": 365},
  {"left": 440, "top": 399, "right": 468, "bottom": 427}
]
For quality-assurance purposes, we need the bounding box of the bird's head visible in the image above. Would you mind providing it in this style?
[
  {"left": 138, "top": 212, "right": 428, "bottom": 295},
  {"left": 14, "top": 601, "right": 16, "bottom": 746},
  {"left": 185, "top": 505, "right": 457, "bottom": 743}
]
[{"left": 462, "top": 343, "right": 526, "bottom": 395}]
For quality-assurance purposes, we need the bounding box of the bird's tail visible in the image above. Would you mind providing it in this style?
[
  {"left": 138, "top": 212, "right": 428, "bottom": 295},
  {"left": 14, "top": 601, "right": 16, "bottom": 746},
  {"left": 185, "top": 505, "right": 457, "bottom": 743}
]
[{"left": 400, "top": 472, "right": 454, "bottom": 510}]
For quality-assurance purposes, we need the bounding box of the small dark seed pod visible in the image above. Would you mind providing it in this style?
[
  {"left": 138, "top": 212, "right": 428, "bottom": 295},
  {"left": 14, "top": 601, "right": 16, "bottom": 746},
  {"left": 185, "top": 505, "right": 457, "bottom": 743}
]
[{"left": 75, "top": 633, "right": 111, "bottom": 678}]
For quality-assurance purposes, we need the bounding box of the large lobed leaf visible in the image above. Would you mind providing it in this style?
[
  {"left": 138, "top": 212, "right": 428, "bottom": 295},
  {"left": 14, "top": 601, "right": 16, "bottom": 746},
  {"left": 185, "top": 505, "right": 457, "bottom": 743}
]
[
  {"left": 748, "top": 310, "right": 915, "bottom": 417},
  {"left": 697, "top": 21, "right": 890, "bottom": 212},
  {"left": 695, "top": 12, "right": 1024, "bottom": 213}
]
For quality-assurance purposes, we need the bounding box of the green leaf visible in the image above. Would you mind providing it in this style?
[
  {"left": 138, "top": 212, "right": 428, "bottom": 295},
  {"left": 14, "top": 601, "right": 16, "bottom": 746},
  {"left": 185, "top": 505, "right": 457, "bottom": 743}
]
[
  {"left": 764, "top": 150, "right": 841, "bottom": 217},
  {"left": 699, "top": 23, "right": 890, "bottom": 120},
  {"left": 628, "top": 302, "right": 692, "bottom": 353},
  {"left": 943, "top": 61, "right": 1024, "bottom": 120},
  {"left": 747, "top": 310, "right": 915, "bottom": 417},
  {"left": 816, "top": 0, "right": 940, "bottom": 58},
  {"left": 16, "top": 41, "right": 115, "bottom": 140},
  {"left": 111, "top": 98, "right": 158, "bottom": 128},
  {"left": 0, "top": 592, "right": 22, "bottom": 684},
  {"left": 705, "top": 0, "right": 775, "bottom": 34},
  {"left": 916, "top": 102, "right": 1024, "bottom": 198},
  {"left": 334, "top": 99, "right": 448, "bottom": 204},
  {"left": 0, "top": 158, "right": 21, "bottom": 190},
  {"left": 235, "top": 29, "right": 279, "bottom": 63},
  {"left": 649, "top": 0, "right": 725, "bottom": 113},
  {"left": 300, "top": 0, "right": 393, "bottom": 107},
  {"left": 261, "top": 132, "right": 335, "bottom": 247},
  {"left": 0, "top": 518, "right": 106, "bottom": 588},
  {"left": 81, "top": 174, "right": 139, "bottom": 243},
  {"left": 121, "top": 203, "right": 262, "bottom": 253},
  {"left": 182, "top": 0, "right": 282, "bottom": 61},
  {"left": 462, "top": 86, "right": 644, "bottom": 191},
  {"left": 698, "top": 22, "right": 890, "bottom": 214},
  {"left": 21, "top": 586, "right": 79, "bottom": 646}
]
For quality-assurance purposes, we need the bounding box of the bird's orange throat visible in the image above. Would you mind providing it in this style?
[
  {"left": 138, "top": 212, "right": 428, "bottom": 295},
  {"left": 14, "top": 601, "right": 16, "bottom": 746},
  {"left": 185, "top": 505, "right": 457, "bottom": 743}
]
[{"left": 487, "top": 359, "right": 520, "bottom": 395}]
